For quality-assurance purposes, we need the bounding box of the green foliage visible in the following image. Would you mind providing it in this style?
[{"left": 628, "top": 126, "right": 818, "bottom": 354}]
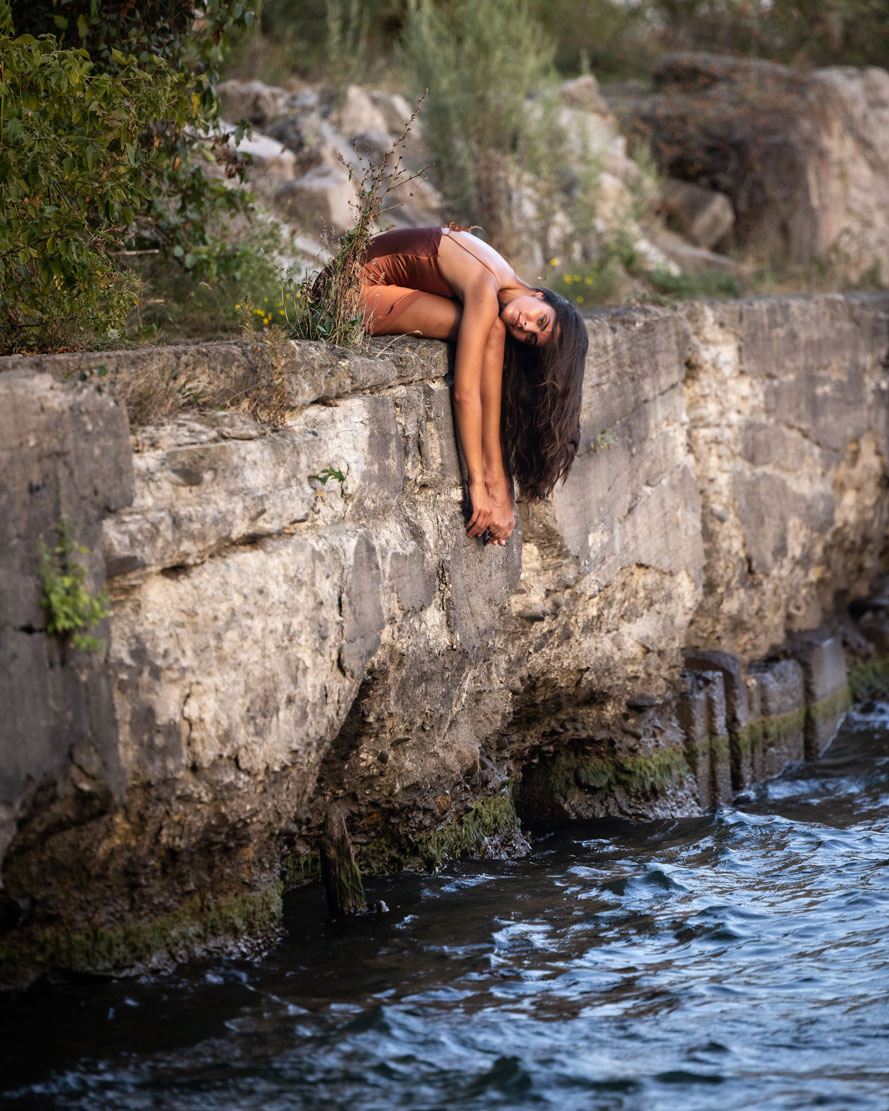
[
  {"left": 39, "top": 518, "right": 110, "bottom": 653},
  {"left": 309, "top": 466, "right": 347, "bottom": 485},
  {"left": 647, "top": 266, "right": 743, "bottom": 301},
  {"left": 11, "top": 0, "right": 256, "bottom": 111},
  {"left": 0, "top": 31, "right": 178, "bottom": 350},
  {"left": 551, "top": 259, "right": 621, "bottom": 306},
  {"left": 0, "top": 1, "right": 258, "bottom": 354},
  {"left": 552, "top": 237, "right": 742, "bottom": 309},
  {"left": 224, "top": 0, "right": 889, "bottom": 90},
  {"left": 400, "top": 0, "right": 555, "bottom": 255},
  {"left": 129, "top": 217, "right": 294, "bottom": 343},
  {"left": 225, "top": 0, "right": 403, "bottom": 86},
  {"left": 529, "top": 0, "right": 661, "bottom": 78},
  {"left": 650, "top": 0, "right": 889, "bottom": 69},
  {"left": 324, "top": 0, "right": 370, "bottom": 89},
  {"left": 528, "top": 0, "right": 889, "bottom": 75}
]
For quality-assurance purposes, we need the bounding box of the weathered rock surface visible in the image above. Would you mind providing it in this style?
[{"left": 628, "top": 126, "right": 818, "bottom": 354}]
[
  {"left": 0, "top": 372, "right": 133, "bottom": 938},
  {"left": 683, "top": 295, "right": 889, "bottom": 658},
  {"left": 622, "top": 53, "right": 889, "bottom": 279},
  {"left": 660, "top": 177, "right": 734, "bottom": 250},
  {"left": 1, "top": 292, "right": 888, "bottom": 985}
]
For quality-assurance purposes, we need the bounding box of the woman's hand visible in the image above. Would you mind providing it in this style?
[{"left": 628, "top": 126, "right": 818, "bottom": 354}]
[
  {"left": 485, "top": 478, "right": 515, "bottom": 546},
  {"left": 466, "top": 479, "right": 495, "bottom": 539}
]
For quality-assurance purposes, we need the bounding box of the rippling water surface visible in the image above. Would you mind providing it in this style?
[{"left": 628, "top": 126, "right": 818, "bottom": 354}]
[{"left": 3, "top": 709, "right": 889, "bottom": 1111}]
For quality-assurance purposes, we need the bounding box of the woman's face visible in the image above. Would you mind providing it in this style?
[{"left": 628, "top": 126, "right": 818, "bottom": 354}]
[{"left": 501, "top": 293, "right": 556, "bottom": 348}]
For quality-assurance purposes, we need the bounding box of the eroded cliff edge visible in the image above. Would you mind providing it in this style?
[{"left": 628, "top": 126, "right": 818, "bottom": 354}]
[{"left": 2, "top": 293, "right": 888, "bottom": 986}]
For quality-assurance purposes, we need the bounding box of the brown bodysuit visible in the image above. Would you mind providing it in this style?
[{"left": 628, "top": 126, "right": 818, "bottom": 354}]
[
  {"left": 360, "top": 224, "right": 502, "bottom": 334},
  {"left": 360, "top": 226, "right": 453, "bottom": 333}
]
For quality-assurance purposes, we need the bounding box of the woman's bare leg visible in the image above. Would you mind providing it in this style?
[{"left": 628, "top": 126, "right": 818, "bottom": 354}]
[{"left": 363, "top": 287, "right": 461, "bottom": 341}]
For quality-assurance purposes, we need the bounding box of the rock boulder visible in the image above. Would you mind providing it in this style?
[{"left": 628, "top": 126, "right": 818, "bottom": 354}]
[{"left": 623, "top": 53, "right": 889, "bottom": 280}]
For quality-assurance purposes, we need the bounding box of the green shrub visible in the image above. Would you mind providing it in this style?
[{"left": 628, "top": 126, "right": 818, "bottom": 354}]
[
  {"left": 0, "top": 1, "right": 257, "bottom": 354},
  {"left": 400, "top": 0, "right": 555, "bottom": 257},
  {"left": 647, "top": 267, "right": 743, "bottom": 302},
  {"left": 224, "top": 0, "right": 402, "bottom": 87},
  {"left": 127, "top": 218, "right": 296, "bottom": 343},
  {"left": 0, "top": 32, "right": 183, "bottom": 351},
  {"left": 551, "top": 260, "right": 621, "bottom": 307}
]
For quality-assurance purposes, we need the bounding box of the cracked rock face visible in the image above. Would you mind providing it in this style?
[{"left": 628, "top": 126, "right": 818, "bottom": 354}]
[
  {"left": 683, "top": 296, "right": 889, "bottom": 658},
  {"left": 1, "top": 293, "right": 888, "bottom": 983}
]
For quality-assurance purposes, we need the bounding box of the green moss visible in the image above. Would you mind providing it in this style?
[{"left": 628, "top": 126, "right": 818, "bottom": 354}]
[
  {"left": 808, "top": 686, "right": 852, "bottom": 728},
  {"left": 849, "top": 657, "right": 889, "bottom": 703},
  {"left": 414, "top": 792, "right": 522, "bottom": 872},
  {"left": 524, "top": 743, "right": 692, "bottom": 807},
  {"left": 574, "top": 758, "right": 615, "bottom": 791},
  {"left": 734, "top": 721, "right": 765, "bottom": 759},
  {"left": 0, "top": 886, "right": 282, "bottom": 990},
  {"left": 282, "top": 852, "right": 321, "bottom": 892},
  {"left": 354, "top": 834, "right": 408, "bottom": 876},
  {"left": 356, "top": 789, "right": 523, "bottom": 876},
  {"left": 614, "top": 746, "right": 690, "bottom": 794},
  {"left": 762, "top": 706, "right": 807, "bottom": 747}
]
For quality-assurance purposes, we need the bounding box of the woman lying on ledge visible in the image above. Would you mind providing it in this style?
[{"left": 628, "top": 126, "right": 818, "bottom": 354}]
[{"left": 358, "top": 224, "right": 588, "bottom": 546}]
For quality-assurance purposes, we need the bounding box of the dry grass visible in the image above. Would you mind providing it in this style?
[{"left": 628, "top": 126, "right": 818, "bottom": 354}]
[{"left": 285, "top": 96, "right": 426, "bottom": 346}]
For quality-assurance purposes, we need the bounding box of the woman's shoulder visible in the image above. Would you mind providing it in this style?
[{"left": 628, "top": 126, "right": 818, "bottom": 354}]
[{"left": 438, "top": 228, "right": 513, "bottom": 289}]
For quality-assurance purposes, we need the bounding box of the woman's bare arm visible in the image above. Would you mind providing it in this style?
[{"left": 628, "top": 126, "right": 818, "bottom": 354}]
[
  {"left": 451, "top": 280, "right": 514, "bottom": 541},
  {"left": 478, "top": 316, "right": 514, "bottom": 543}
]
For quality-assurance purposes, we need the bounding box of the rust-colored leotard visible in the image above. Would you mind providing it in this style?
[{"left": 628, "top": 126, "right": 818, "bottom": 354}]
[{"left": 360, "top": 226, "right": 454, "bottom": 334}]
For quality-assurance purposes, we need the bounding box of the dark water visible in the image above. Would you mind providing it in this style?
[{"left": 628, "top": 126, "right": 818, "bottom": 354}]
[{"left": 3, "top": 711, "right": 889, "bottom": 1111}]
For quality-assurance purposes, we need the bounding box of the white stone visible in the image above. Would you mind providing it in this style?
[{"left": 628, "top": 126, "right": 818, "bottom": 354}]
[
  {"left": 274, "top": 164, "right": 359, "bottom": 233},
  {"left": 335, "top": 84, "right": 391, "bottom": 140}
]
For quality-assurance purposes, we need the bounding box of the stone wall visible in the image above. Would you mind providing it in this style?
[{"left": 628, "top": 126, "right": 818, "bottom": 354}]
[{"left": 1, "top": 292, "right": 888, "bottom": 986}]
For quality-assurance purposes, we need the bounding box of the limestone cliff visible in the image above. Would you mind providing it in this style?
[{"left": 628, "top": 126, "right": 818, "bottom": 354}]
[{"left": 1, "top": 293, "right": 888, "bottom": 986}]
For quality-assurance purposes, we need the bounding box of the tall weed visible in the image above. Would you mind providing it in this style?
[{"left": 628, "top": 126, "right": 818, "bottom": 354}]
[
  {"left": 400, "top": 0, "right": 554, "bottom": 258},
  {"left": 285, "top": 99, "right": 426, "bottom": 346}
]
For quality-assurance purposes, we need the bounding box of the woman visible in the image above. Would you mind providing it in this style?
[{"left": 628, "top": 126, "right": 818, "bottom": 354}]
[{"left": 359, "top": 224, "right": 588, "bottom": 546}]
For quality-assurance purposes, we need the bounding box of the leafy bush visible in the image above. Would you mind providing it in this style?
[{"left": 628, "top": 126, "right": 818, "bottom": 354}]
[
  {"left": 650, "top": 0, "right": 889, "bottom": 70},
  {"left": 0, "top": 1, "right": 257, "bottom": 354},
  {"left": 529, "top": 0, "right": 660, "bottom": 78},
  {"left": 128, "top": 217, "right": 294, "bottom": 343},
  {"left": 551, "top": 260, "right": 621, "bottom": 307},
  {"left": 647, "top": 267, "right": 742, "bottom": 301},
  {"left": 0, "top": 32, "right": 184, "bottom": 350},
  {"left": 224, "top": 0, "right": 403, "bottom": 86}
]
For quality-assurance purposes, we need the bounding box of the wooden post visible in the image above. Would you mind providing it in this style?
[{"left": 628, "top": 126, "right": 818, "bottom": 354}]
[{"left": 320, "top": 806, "right": 367, "bottom": 918}]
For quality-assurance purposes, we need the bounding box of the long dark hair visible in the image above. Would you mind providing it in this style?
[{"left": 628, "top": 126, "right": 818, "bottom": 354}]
[{"left": 500, "top": 288, "right": 588, "bottom": 499}]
